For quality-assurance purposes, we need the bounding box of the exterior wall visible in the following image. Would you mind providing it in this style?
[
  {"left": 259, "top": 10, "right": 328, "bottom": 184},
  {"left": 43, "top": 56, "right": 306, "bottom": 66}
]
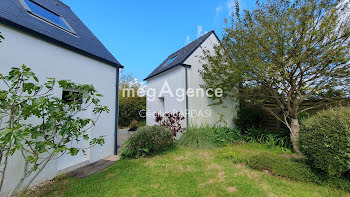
[
  {"left": 0, "top": 24, "right": 117, "bottom": 194},
  {"left": 184, "top": 33, "right": 238, "bottom": 128},
  {"left": 145, "top": 33, "right": 238, "bottom": 129},
  {"left": 146, "top": 66, "right": 186, "bottom": 126}
]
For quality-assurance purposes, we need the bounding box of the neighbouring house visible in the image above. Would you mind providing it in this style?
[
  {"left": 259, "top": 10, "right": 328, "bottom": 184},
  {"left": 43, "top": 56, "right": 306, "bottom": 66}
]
[
  {"left": 145, "top": 31, "right": 238, "bottom": 129},
  {"left": 0, "top": 0, "right": 122, "bottom": 194}
]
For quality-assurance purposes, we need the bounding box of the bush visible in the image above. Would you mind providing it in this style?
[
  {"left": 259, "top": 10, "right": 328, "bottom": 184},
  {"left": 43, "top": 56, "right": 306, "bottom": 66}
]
[
  {"left": 210, "top": 126, "right": 243, "bottom": 146},
  {"left": 300, "top": 107, "right": 350, "bottom": 177},
  {"left": 119, "top": 90, "right": 146, "bottom": 127},
  {"left": 248, "top": 153, "right": 317, "bottom": 182},
  {"left": 177, "top": 127, "right": 217, "bottom": 148},
  {"left": 121, "top": 126, "right": 174, "bottom": 158},
  {"left": 155, "top": 112, "right": 185, "bottom": 139},
  {"left": 247, "top": 153, "right": 350, "bottom": 191},
  {"left": 178, "top": 126, "right": 242, "bottom": 148},
  {"left": 243, "top": 127, "right": 291, "bottom": 151},
  {"left": 235, "top": 103, "right": 265, "bottom": 131}
]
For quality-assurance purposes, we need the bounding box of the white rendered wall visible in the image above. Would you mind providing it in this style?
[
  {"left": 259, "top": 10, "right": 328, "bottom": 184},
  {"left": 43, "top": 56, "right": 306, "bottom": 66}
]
[
  {"left": 0, "top": 24, "right": 117, "bottom": 194},
  {"left": 184, "top": 33, "right": 238, "bottom": 128},
  {"left": 146, "top": 66, "right": 186, "bottom": 126}
]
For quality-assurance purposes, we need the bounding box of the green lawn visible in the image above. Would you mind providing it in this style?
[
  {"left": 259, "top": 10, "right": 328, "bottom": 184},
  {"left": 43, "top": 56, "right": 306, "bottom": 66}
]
[{"left": 32, "top": 143, "right": 350, "bottom": 197}]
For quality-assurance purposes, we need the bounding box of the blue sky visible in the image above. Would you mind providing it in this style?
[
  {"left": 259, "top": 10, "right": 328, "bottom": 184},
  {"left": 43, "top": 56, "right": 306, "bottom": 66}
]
[{"left": 61, "top": 0, "right": 256, "bottom": 82}]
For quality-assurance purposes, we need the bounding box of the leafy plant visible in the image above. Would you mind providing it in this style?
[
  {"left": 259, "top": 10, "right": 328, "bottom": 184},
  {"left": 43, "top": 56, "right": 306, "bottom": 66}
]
[
  {"left": 155, "top": 112, "right": 185, "bottom": 139},
  {"left": 0, "top": 66, "right": 108, "bottom": 195},
  {"left": 248, "top": 153, "right": 317, "bottom": 182},
  {"left": 235, "top": 103, "right": 265, "bottom": 132},
  {"left": 177, "top": 127, "right": 217, "bottom": 148},
  {"left": 119, "top": 90, "right": 145, "bottom": 127},
  {"left": 178, "top": 126, "right": 242, "bottom": 148},
  {"left": 200, "top": 0, "right": 350, "bottom": 154},
  {"left": 243, "top": 127, "right": 291, "bottom": 152},
  {"left": 247, "top": 153, "right": 350, "bottom": 191},
  {"left": 300, "top": 107, "right": 350, "bottom": 177},
  {"left": 121, "top": 126, "right": 174, "bottom": 158}
]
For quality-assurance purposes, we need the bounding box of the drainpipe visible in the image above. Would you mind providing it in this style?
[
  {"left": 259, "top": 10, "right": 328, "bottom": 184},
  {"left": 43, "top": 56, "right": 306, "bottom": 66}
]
[
  {"left": 114, "top": 68, "right": 120, "bottom": 155},
  {"left": 182, "top": 64, "right": 191, "bottom": 129}
]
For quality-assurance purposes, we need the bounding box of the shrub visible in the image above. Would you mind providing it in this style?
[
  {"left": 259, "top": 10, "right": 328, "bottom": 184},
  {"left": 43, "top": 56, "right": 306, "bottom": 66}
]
[
  {"left": 119, "top": 90, "right": 146, "bottom": 127},
  {"left": 121, "top": 126, "right": 174, "bottom": 158},
  {"left": 209, "top": 126, "right": 242, "bottom": 146},
  {"left": 235, "top": 103, "right": 265, "bottom": 131},
  {"left": 177, "top": 127, "right": 217, "bottom": 148},
  {"left": 248, "top": 153, "right": 318, "bottom": 182},
  {"left": 178, "top": 126, "right": 242, "bottom": 148},
  {"left": 247, "top": 153, "right": 350, "bottom": 191},
  {"left": 243, "top": 127, "right": 291, "bottom": 151},
  {"left": 300, "top": 107, "right": 350, "bottom": 177},
  {"left": 155, "top": 112, "right": 185, "bottom": 139}
]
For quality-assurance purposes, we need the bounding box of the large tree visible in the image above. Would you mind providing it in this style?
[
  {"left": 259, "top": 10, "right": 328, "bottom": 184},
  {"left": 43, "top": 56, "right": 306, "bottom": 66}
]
[{"left": 200, "top": 0, "right": 350, "bottom": 154}]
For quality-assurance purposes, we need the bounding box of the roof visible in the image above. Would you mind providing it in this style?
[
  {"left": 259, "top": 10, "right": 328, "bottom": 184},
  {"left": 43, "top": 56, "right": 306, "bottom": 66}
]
[
  {"left": 144, "top": 31, "right": 218, "bottom": 81},
  {"left": 0, "top": 0, "right": 123, "bottom": 68}
]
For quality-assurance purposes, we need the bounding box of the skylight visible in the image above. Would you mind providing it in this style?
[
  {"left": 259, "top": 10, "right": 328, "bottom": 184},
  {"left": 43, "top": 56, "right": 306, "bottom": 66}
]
[
  {"left": 22, "top": 0, "right": 72, "bottom": 32},
  {"left": 165, "top": 56, "right": 177, "bottom": 65}
]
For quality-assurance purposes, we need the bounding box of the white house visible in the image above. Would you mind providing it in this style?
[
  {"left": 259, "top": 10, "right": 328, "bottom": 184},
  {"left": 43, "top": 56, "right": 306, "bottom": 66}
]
[
  {"left": 145, "top": 31, "right": 238, "bottom": 129},
  {"left": 0, "top": 0, "right": 122, "bottom": 194}
]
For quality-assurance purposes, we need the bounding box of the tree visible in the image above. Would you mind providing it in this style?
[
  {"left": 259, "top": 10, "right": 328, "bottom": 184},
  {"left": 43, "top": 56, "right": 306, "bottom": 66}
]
[
  {"left": 0, "top": 66, "right": 108, "bottom": 196},
  {"left": 118, "top": 72, "right": 146, "bottom": 127},
  {"left": 200, "top": 0, "right": 350, "bottom": 154}
]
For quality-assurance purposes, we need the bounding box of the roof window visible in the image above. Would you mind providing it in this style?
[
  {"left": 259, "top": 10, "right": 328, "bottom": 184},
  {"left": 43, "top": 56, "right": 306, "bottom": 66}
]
[{"left": 21, "top": 0, "right": 74, "bottom": 33}]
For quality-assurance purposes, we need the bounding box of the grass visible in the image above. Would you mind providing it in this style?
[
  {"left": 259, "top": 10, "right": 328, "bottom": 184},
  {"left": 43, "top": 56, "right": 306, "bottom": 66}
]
[{"left": 31, "top": 143, "right": 350, "bottom": 197}]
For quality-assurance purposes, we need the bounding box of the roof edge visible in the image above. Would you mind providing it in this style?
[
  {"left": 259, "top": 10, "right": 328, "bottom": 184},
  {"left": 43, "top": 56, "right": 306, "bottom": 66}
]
[
  {"left": 0, "top": 17, "right": 124, "bottom": 68},
  {"left": 144, "top": 30, "right": 218, "bottom": 81}
]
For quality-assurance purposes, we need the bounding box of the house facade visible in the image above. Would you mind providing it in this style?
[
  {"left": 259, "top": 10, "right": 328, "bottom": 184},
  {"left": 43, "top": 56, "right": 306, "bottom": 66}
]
[
  {"left": 0, "top": 0, "right": 122, "bottom": 194},
  {"left": 145, "top": 31, "right": 238, "bottom": 129}
]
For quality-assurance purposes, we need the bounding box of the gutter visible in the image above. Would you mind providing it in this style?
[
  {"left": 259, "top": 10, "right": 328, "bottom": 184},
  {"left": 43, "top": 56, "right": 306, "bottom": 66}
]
[
  {"left": 114, "top": 68, "right": 120, "bottom": 155},
  {"left": 181, "top": 64, "right": 191, "bottom": 129}
]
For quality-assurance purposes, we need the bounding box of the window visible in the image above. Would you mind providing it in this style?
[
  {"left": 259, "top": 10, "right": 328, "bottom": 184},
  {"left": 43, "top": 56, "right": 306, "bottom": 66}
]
[
  {"left": 159, "top": 97, "right": 165, "bottom": 114},
  {"left": 62, "top": 90, "right": 83, "bottom": 104},
  {"left": 21, "top": 0, "right": 73, "bottom": 32},
  {"left": 165, "top": 56, "right": 177, "bottom": 65}
]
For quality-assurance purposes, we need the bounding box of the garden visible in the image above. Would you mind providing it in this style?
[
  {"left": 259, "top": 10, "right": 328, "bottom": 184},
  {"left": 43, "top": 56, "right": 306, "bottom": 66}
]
[{"left": 32, "top": 106, "right": 350, "bottom": 196}]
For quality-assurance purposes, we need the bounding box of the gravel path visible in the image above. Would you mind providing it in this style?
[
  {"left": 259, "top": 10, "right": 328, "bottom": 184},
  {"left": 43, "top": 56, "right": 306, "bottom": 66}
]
[{"left": 117, "top": 128, "right": 133, "bottom": 154}]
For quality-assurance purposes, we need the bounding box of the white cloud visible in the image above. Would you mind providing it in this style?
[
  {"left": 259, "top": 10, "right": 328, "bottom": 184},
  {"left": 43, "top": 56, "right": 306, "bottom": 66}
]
[
  {"left": 216, "top": 5, "right": 223, "bottom": 14},
  {"left": 197, "top": 25, "right": 203, "bottom": 38},
  {"left": 185, "top": 35, "right": 190, "bottom": 45}
]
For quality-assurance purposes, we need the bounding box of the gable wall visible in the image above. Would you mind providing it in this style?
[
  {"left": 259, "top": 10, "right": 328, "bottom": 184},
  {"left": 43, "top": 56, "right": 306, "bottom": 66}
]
[
  {"left": 146, "top": 66, "right": 186, "bottom": 127},
  {"left": 0, "top": 24, "right": 117, "bottom": 194},
  {"left": 183, "top": 34, "right": 238, "bottom": 128}
]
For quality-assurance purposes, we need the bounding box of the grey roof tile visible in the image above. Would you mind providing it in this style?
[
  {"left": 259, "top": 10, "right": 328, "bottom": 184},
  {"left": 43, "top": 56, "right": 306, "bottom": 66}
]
[
  {"left": 0, "top": 0, "right": 123, "bottom": 68},
  {"left": 144, "top": 31, "right": 216, "bottom": 80}
]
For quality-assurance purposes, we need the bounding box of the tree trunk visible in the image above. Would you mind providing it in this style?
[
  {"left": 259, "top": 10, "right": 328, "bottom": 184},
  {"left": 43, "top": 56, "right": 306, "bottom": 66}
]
[{"left": 290, "top": 118, "right": 302, "bottom": 155}]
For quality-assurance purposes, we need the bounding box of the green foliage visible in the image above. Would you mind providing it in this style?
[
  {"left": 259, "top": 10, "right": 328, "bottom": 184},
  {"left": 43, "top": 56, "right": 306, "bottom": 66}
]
[
  {"left": 118, "top": 89, "right": 146, "bottom": 127},
  {"left": 121, "top": 126, "right": 174, "bottom": 158},
  {"left": 235, "top": 103, "right": 265, "bottom": 131},
  {"left": 243, "top": 127, "right": 290, "bottom": 151},
  {"left": 0, "top": 66, "right": 108, "bottom": 194},
  {"left": 200, "top": 0, "right": 350, "bottom": 153},
  {"left": 300, "top": 107, "right": 350, "bottom": 177},
  {"left": 247, "top": 153, "right": 350, "bottom": 191},
  {"left": 177, "top": 127, "right": 217, "bottom": 148},
  {"left": 178, "top": 126, "right": 242, "bottom": 148},
  {"left": 248, "top": 153, "right": 317, "bottom": 182}
]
